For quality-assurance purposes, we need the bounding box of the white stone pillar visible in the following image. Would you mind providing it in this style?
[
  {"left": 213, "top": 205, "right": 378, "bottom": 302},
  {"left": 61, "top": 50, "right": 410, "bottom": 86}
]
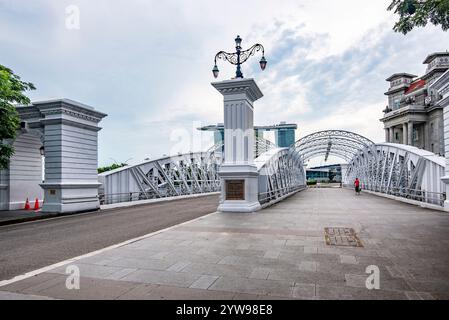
[
  {"left": 212, "top": 78, "right": 263, "bottom": 213},
  {"left": 423, "top": 122, "right": 429, "bottom": 150},
  {"left": 389, "top": 127, "right": 394, "bottom": 144},
  {"left": 36, "top": 100, "right": 107, "bottom": 213},
  {"left": 385, "top": 128, "right": 389, "bottom": 143},
  {"left": 402, "top": 123, "right": 408, "bottom": 145},
  {"left": 408, "top": 122, "right": 414, "bottom": 147}
]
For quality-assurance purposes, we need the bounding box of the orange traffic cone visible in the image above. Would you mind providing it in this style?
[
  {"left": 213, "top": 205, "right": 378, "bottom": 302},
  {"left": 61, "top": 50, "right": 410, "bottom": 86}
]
[
  {"left": 24, "top": 198, "right": 31, "bottom": 210},
  {"left": 34, "top": 198, "right": 40, "bottom": 210}
]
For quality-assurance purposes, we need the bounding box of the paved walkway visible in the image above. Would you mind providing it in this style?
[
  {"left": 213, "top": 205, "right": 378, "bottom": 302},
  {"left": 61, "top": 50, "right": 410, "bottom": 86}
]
[
  {"left": 1, "top": 188, "right": 449, "bottom": 300},
  {"left": 0, "top": 195, "right": 218, "bottom": 281}
]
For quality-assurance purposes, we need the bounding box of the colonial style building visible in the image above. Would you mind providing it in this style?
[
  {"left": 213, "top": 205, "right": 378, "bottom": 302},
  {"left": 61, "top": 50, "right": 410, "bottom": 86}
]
[{"left": 381, "top": 52, "right": 449, "bottom": 156}]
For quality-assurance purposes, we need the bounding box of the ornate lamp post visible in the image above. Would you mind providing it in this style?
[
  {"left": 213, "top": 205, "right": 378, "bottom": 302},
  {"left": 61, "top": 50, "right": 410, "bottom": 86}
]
[
  {"left": 212, "top": 35, "right": 267, "bottom": 79},
  {"left": 211, "top": 36, "right": 266, "bottom": 213}
]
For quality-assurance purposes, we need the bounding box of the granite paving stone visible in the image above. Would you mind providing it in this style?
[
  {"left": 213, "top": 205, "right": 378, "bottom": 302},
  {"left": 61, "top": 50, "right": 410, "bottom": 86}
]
[
  {"left": 119, "top": 269, "right": 202, "bottom": 288},
  {"left": 209, "top": 276, "right": 295, "bottom": 298},
  {"left": 1, "top": 188, "right": 448, "bottom": 300},
  {"left": 249, "top": 268, "right": 272, "bottom": 280},
  {"left": 189, "top": 275, "right": 219, "bottom": 290},
  {"left": 340, "top": 255, "right": 358, "bottom": 264},
  {"left": 35, "top": 277, "right": 139, "bottom": 300}
]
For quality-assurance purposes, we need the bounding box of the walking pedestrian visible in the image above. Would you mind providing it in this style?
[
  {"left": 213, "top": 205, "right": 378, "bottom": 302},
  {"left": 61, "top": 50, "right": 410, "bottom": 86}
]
[{"left": 354, "top": 178, "right": 361, "bottom": 195}]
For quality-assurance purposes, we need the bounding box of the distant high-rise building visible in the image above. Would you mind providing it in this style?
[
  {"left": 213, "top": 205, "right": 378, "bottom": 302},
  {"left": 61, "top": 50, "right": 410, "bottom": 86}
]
[
  {"left": 198, "top": 121, "right": 298, "bottom": 151},
  {"left": 274, "top": 121, "right": 296, "bottom": 147}
]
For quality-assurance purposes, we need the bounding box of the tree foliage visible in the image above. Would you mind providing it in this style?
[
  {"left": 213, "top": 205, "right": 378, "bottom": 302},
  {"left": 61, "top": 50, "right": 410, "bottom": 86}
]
[
  {"left": 0, "top": 65, "right": 35, "bottom": 169},
  {"left": 98, "top": 163, "right": 128, "bottom": 174},
  {"left": 388, "top": 0, "right": 449, "bottom": 34}
]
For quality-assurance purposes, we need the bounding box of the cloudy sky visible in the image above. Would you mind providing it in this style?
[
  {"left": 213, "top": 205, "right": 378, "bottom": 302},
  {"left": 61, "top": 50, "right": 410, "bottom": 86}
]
[{"left": 1, "top": 0, "right": 449, "bottom": 167}]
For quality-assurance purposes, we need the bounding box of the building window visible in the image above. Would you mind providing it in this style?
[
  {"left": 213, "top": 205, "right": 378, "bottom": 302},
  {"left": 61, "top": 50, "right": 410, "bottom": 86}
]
[
  {"left": 395, "top": 132, "right": 399, "bottom": 141},
  {"left": 413, "top": 128, "right": 419, "bottom": 142},
  {"left": 431, "top": 143, "right": 435, "bottom": 153},
  {"left": 393, "top": 100, "right": 400, "bottom": 109}
]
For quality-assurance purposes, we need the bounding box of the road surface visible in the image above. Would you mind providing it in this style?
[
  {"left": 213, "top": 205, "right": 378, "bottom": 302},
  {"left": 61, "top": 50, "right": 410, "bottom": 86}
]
[{"left": 0, "top": 195, "right": 218, "bottom": 281}]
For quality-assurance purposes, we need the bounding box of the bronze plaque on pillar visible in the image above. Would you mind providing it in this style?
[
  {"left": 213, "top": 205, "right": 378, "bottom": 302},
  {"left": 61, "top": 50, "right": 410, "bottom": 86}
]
[{"left": 225, "top": 180, "right": 245, "bottom": 200}]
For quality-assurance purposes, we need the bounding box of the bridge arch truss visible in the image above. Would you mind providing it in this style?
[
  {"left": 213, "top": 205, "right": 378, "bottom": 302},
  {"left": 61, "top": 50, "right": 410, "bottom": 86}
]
[
  {"left": 346, "top": 143, "right": 446, "bottom": 206},
  {"left": 99, "top": 151, "right": 222, "bottom": 204},
  {"left": 293, "top": 130, "right": 374, "bottom": 163},
  {"left": 99, "top": 129, "right": 446, "bottom": 209}
]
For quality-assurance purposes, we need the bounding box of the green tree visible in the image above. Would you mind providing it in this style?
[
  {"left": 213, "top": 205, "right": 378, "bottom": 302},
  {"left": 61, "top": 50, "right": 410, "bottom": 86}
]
[
  {"left": 388, "top": 0, "right": 449, "bottom": 34},
  {"left": 0, "top": 65, "right": 35, "bottom": 169},
  {"left": 98, "top": 163, "right": 128, "bottom": 174}
]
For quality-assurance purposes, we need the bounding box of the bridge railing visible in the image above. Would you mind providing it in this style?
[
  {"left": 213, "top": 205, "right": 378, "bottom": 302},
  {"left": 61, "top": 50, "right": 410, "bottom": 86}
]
[
  {"left": 98, "top": 188, "right": 220, "bottom": 205},
  {"left": 255, "top": 136, "right": 277, "bottom": 158},
  {"left": 345, "top": 143, "right": 446, "bottom": 207},
  {"left": 99, "top": 151, "right": 222, "bottom": 204},
  {"left": 255, "top": 148, "right": 306, "bottom": 206},
  {"left": 387, "top": 187, "right": 445, "bottom": 206}
]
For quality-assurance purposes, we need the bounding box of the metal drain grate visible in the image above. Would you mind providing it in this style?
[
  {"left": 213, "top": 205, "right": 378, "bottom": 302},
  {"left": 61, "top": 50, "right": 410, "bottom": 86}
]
[{"left": 324, "top": 227, "right": 363, "bottom": 247}]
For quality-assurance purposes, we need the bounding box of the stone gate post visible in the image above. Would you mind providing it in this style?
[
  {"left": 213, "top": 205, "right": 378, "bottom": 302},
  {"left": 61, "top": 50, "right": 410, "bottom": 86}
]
[{"left": 13, "top": 99, "right": 107, "bottom": 214}]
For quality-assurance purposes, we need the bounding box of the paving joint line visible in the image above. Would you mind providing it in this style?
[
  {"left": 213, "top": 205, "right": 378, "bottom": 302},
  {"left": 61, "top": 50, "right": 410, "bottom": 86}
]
[{"left": 0, "top": 211, "right": 218, "bottom": 288}]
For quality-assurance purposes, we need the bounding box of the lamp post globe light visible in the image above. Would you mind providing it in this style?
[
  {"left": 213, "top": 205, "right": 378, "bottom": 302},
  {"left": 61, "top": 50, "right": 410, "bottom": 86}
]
[{"left": 212, "top": 35, "right": 267, "bottom": 79}]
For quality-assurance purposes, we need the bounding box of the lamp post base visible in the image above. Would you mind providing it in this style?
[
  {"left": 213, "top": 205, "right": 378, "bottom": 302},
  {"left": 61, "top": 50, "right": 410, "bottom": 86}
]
[{"left": 217, "top": 164, "right": 261, "bottom": 213}]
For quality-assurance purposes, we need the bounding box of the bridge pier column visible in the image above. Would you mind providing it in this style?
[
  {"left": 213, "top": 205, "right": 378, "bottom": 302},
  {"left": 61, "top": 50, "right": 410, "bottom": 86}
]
[
  {"left": 37, "top": 101, "right": 105, "bottom": 213},
  {"left": 212, "top": 78, "right": 263, "bottom": 213},
  {"left": 15, "top": 99, "right": 107, "bottom": 214}
]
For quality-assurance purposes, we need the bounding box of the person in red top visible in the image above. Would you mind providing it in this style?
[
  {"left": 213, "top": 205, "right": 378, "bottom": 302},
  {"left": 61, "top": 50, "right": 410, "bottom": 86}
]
[{"left": 354, "top": 178, "right": 361, "bottom": 195}]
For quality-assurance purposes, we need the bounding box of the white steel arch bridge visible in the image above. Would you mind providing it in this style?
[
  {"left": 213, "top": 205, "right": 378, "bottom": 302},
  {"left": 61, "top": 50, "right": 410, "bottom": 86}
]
[
  {"left": 293, "top": 130, "right": 374, "bottom": 163},
  {"left": 100, "top": 130, "right": 446, "bottom": 209}
]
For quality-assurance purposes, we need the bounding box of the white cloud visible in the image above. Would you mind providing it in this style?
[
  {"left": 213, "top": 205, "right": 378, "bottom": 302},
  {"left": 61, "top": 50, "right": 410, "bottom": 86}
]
[
  {"left": 1, "top": 0, "right": 449, "bottom": 166},
  {"left": 300, "top": 102, "right": 385, "bottom": 143},
  {"left": 291, "top": 0, "right": 393, "bottom": 59}
]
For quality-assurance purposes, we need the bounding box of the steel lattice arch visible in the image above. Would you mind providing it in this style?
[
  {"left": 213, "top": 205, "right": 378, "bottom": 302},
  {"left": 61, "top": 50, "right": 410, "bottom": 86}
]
[
  {"left": 100, "top": 129, "right": 446, "bottom": 208},
  {"left": 99, "top": 151, "right": 222, "bottom": 204},
  {"left": 345, "top": 143, "right": 446, "bottom": 206},
  {"left": 99, "top": 136, "right": 279, "bottom": 205},
  {"left": 293, "top": 130, "right": 374, "bottom": 162},
  {"left": 292, "top": 130, "right": 445, "bottom": 207},
  {"left": 256, "top": 148, "right": 306, "bottom": 206}
]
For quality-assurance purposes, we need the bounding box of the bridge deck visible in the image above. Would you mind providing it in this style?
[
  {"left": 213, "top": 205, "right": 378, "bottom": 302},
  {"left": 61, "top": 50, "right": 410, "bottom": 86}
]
[{"left": 1, "top": 188, "right": 449, "bottom": 300}]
